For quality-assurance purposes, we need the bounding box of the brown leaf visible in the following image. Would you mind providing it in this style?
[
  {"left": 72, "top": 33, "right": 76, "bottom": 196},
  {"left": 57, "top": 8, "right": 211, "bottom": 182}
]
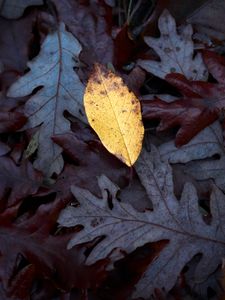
[
  {"left": 53, "top": 132, "right": 129, "bottom": 200},
  {"left": 0, "top": 157, "right": 42, "bottom": 209}
]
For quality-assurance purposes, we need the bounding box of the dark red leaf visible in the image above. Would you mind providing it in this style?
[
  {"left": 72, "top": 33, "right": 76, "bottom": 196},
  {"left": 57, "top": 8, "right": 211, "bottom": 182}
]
[
  {"left": 0, "top": 157, "right": 42, "bottom": 209},
  {"left": 96, "top": 241, "right": 168, "bottom": 300},
  {"left": 142, "top": 51, "right": 225, "bottom": 146},
  {"left": 142, "top": 97, "right": 217, "bottom": 146},
  {"left": 0, "top": 197, "right": 108, "bottom": 298},
  {"left": 6, "top": 264, "right": 36, "bottom": 300},
  {"left": 52, "top": 132, "right": 129, "bottom": 200},
  {"left": 122, "top": 66, "right": 146, "bottom": 96},
  {"left": 0, "top": 111, "right": 27, "bottom": 133},
  {"left": 114, "top": 24, "right": 137, "bottom": 68}
]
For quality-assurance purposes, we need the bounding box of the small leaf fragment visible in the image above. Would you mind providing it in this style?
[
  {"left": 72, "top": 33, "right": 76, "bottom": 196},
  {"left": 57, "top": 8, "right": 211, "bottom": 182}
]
[
  {"left": 84, "top": 64, "right": 144, "bottom": 166},
  {"left": 24, "top": 130, "right": 40, "bottom": 159}
]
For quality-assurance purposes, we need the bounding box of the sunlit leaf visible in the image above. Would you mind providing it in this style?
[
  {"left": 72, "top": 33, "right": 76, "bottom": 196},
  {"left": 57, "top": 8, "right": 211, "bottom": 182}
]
[{"left": 84, "top": 64, "right": 144, "bottom": 166}]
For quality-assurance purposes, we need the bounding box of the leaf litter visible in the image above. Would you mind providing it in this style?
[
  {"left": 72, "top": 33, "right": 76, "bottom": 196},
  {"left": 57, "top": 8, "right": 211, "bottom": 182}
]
[
  {"left": 58, "top": 147, "right": 225, "bottom": 298},
  {"left": 1, "top": 2, "right": 225, "bottom": 299}
]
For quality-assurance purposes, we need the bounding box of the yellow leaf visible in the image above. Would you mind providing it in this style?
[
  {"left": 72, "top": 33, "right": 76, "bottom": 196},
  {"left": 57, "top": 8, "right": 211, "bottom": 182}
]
[{"left": 84, "top": 64, "right": 144, "bottom": 166}]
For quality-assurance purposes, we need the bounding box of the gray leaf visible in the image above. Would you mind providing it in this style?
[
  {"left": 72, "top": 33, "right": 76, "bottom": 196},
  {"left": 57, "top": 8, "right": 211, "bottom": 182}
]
[
  {"left": 138, "top": 10, "right": 207, "bottom": 80},
  {"left": 7, "top": 23, "right": 86, "bottom": 175},
  {"left": 159, "top": 122, "right": 223, "bottom": 163},
  {"left": 58, "top": 147, "right": 225, "bottom": 298}
]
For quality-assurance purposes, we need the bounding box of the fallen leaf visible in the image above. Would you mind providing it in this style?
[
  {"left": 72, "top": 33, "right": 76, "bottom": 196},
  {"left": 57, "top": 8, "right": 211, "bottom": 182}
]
[
  {"left": 113, "top": 24, "right": 138, "bottom": 69},
  {"left": 186, "top": 156, "right": 225, "bottom": 193},
  {"left": 52, "top": 0, "right": 114, "bottom": 80},
  {"left": 0, "top": 111, "right": 27, "bottom": 133},
  {"left": 141, "top": 0, "right": 208, "bottom": 40},
  {"left": 159, "top": 121, "right": 223, "bottom": 163},
  {"left": 0, "top": 197, "right": 108, "bottom": 299},
  {"left": 138, "top": 10, "right": 207, "bottom": 80},
  {"left": 0, "top": 12, "right": 37, "bottom": 72},
  {"left": 142, "top": 50, "right": 225, "bottom": 146},
  {"left": 142, "top": 96, "right": 217, "bottom": 147},
  {"left": 159, "top": 122, "right": 225, "bottom": 199},
  {"left": 187, "top": 0, "right": 225, "bottom": 41},
  {"left": 58, "top": 146, "right": 225, "bottom": 298},
  {"left": 53, "top": 132, "right": 129, "bottom": 200},
  {"left": 24, "top": 130, "right": 40, "bottom": 159},
  {"left": 5, "top": 264, "right": 35, "bottom": 300},
  {"left": 7, "top": 23, "right": 86, "bottom": 176},
  {"left": 122, "top": 66, "right": 146, "bottom": 96},
  {"left": 0, "top": 0, "right": 43, "bottom": 19},
  {"left": 158, "top": 121, "right": 225, "bottom": 191},
  {"left": 184, "top": 255, "right": 224, "bottom": 299},
  {"left": 84, "top": 64, "right": 144, "bottom": 166},
  {"left": 0, "top": 157, "right": 42, "bottom": 209}
]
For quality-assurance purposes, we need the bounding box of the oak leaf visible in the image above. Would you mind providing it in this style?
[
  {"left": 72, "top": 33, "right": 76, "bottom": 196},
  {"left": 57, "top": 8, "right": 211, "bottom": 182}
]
[
  {"left": 159, "top": 121, "right": 223, "bottom": 163},
  {"left": 84, "top": 64, "right": 144, "bottom": 166},
  {"left": 186, "top": 156, "right": 225, "bottom": 193},
  {"left": 142, "top": 50, "right": 225, "bottom": 146},
  {"left": 7, "top": 23, "right": 86, "bottom": 176},
  {"left": 161, "top": 121, "right": 225, "bottom": 193},
  {"left": 58, "top": 146, "right": 225, "bottom": 298},
  {"left": 138, "top": 10, "right": 207, "bottom": 80}
]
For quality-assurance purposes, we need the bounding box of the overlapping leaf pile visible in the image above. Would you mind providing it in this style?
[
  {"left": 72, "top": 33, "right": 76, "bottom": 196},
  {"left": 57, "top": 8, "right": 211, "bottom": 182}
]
[{"left": 1, "top": 1, "right": 225, "bottom": 299}]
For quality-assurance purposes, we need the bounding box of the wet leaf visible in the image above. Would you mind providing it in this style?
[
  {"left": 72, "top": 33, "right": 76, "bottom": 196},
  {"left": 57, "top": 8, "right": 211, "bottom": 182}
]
[{"left": 84, "top": 64, "right": 144, "bottom": 166}]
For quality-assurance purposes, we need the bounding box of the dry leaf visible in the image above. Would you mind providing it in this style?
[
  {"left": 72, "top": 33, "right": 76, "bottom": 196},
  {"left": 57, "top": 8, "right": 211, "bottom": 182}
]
[
  {"left": 187, "top": 0, "right": 225, "bottom": 41},
  {"left": 84, "top": 64, "right": 144, "bottom": 166},
  {"left": 7, "top": 23, "right": 86, "bottom": 176},
  {"left": 138, "top": 10, "right": 207, "bottom": 80},
  {"left": 159, "top": 121, "right": 223, "bottom": 163},
  {"left": 58, "top": 147, "right": 225, "bottom": 298}
]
